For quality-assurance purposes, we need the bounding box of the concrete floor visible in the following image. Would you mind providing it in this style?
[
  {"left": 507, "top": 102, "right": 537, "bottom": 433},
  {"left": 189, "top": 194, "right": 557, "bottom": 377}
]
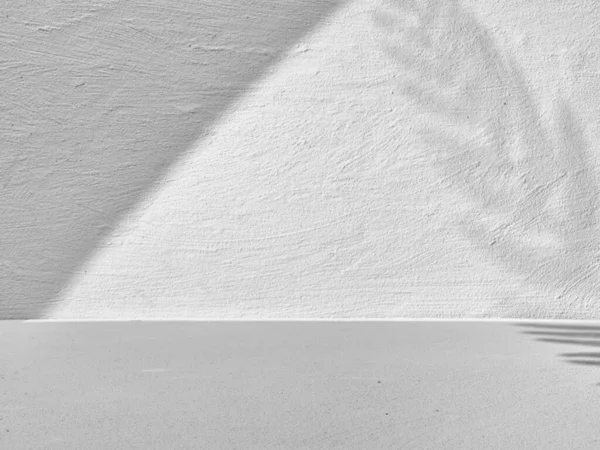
[{"left": 2, "top": 320, "right": 600, "bottom": 449}]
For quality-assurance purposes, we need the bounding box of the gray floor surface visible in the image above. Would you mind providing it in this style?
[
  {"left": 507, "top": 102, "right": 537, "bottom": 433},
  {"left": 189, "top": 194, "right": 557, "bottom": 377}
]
[{"left": 2, "top": 320, "right": 600, "bottom": 449}]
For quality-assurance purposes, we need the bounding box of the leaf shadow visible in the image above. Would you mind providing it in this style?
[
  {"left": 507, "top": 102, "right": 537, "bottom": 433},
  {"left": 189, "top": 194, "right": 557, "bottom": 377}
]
[
  {"left": 516, "top": 322, "right": 600, "bottom": 371},
  {"left": 371, "top": 0, "right": 600, "bottom": 315}
]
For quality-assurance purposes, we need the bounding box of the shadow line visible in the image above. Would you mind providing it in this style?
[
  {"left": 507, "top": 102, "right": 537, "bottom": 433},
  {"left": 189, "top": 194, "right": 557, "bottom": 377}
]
[{"left": 1, "top": 0, "right": 345, "bottom": 319}]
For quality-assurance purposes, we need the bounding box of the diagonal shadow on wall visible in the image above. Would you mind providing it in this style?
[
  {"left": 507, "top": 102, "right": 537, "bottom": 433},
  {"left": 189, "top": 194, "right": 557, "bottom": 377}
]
[
  {"left": 371, "top": 0, "right": 600, "bottom": 317},
  {"left": 1, "top": 0, "right": 346, "bottom": 319}
]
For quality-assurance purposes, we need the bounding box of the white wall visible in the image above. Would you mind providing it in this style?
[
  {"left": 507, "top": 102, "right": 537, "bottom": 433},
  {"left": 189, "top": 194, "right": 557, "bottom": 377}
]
[{"left": 3, "top": 0, "right": 600, "bottom": 319}]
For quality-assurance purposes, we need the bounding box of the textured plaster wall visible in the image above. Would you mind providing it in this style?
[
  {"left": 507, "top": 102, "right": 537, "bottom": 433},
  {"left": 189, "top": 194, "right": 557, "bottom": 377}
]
[{"left": 3, "top": 0, "right": 600, "bottom": 319}]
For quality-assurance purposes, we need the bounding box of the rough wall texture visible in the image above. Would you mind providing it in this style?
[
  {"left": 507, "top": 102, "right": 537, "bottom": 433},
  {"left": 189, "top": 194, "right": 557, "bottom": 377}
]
[{"left": 2, "top": 0, "right": 600, "bottom": 319}]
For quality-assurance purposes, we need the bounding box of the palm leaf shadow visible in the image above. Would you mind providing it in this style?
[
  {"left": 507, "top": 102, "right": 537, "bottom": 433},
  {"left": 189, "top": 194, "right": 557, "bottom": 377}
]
[
  {"left": 371, "top": 0, "right": 600, "bottom": 315},
  {"left": 516, "top": 322, "right": 600, "bottom": 370}
]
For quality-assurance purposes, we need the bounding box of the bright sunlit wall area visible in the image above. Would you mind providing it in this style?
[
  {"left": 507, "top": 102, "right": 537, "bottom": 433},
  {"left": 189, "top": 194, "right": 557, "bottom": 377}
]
[{"left": 3, "top": 0, "right": 600, "bottom": 319}]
